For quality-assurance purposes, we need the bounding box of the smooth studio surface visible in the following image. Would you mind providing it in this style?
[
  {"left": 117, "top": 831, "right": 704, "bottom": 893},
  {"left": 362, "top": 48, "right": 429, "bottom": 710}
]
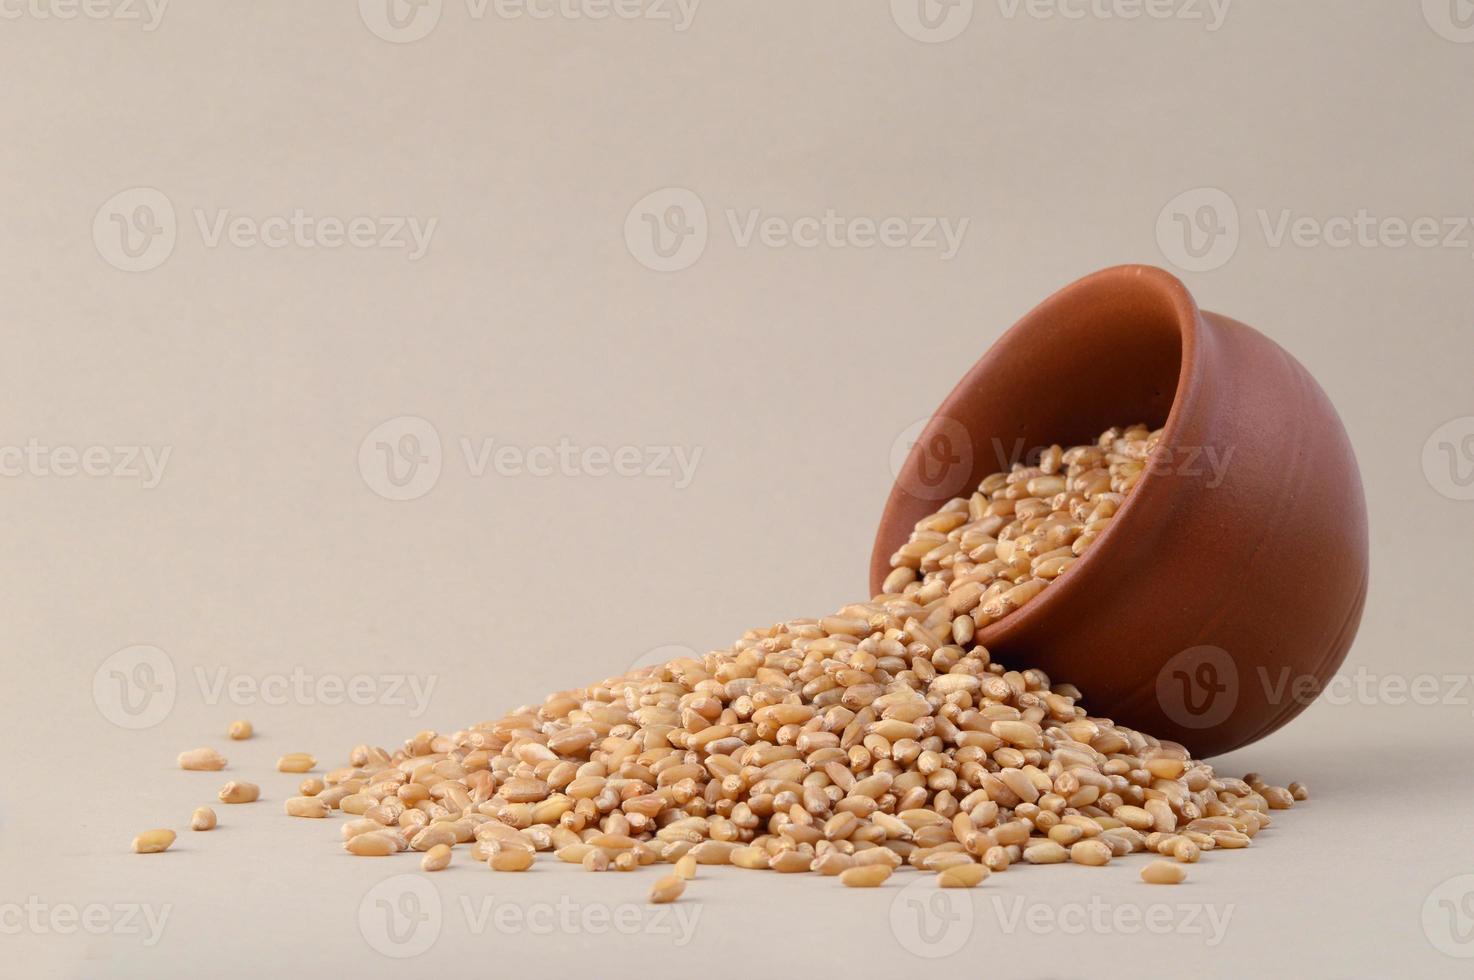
[{"left": 3, "top": 3, "right": 1473, "bottom": 978}]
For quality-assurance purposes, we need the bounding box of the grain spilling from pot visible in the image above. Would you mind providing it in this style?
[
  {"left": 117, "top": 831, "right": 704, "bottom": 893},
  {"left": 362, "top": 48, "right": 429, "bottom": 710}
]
[
  {"left": 152, "top": 423, "right": 1302, "bottom": 897},
  {"left": 883, "top": 424, "right": 1159, "bottom": 632}
]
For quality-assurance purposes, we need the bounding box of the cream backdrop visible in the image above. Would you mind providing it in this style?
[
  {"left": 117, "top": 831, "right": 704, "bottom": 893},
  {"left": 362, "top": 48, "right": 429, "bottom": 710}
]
[{"left": 2, "top": 2, "right": 1471, "bottom": 976}]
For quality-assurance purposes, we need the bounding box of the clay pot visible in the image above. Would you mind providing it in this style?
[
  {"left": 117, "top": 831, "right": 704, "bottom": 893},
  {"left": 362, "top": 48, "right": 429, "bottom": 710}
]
[{"left": 870, "top": 265, "right": 1368, "bottom": 757}]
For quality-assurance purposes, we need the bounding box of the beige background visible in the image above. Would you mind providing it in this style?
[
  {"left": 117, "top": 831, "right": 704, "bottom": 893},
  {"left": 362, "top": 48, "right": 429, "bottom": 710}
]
[{"left": 3, "top": 1, "right": 1473, "bottom": 976}]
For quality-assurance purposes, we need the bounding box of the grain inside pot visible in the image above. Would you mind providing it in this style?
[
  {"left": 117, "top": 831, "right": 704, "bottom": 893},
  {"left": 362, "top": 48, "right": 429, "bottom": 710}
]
[
  {"left": 183, "top": 424, "right": 1303, "bottom": 888},
  {"left": 883, "top": 424, "right": 1160, "bottom": 630}
]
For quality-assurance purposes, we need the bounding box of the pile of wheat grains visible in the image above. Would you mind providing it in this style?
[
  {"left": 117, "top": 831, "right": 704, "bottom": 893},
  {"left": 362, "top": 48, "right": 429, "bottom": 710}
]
[{"left": 144, "top": 425, "right": 1305, "bottom": 897}]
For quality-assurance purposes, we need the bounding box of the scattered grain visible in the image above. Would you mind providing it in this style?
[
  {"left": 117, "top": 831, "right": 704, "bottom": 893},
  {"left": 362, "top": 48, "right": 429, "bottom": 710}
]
[
  {"left": 937, "top": 864, "right": 988, "bottom": 888},
  {"left": 276, "top": 753, "right": 316, "bottom": 774},
  {"left": 839, "top": 865, "right": 892, "bottom": 888},
  {"left": 490, "top": 848, "right": 535, "bottom": 872},
  {"left": 285, "top": 797, "right": 329, "bottom": 818},
  {"left": 177, "top": 747, "right": 226, "bottom": 771},
  {"left": 1141, "top": 860, "right": 1188, "bottom": 885},
  {"left": 649, "top": 874, "right": 685, "bottom": 904},
  {"left": 133, "top": 829, "right": 175, "bottom": 854},
  {"left": 218, "top": 781, "right": 260, "bottom": 804},
  {"left": 421, "top": 844, "right": 452, "bottom": 872}
]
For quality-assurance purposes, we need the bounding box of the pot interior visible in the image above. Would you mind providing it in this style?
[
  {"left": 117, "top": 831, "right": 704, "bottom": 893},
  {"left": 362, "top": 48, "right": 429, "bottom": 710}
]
[{"left": 872, "top": 267, "right": 1196, "bottom": 593}]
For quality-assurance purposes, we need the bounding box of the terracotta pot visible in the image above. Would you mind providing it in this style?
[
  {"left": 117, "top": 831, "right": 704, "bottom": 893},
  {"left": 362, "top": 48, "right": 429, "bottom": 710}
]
[{"left": 870, "top": 265, "right": 1368, "bottom": 757}]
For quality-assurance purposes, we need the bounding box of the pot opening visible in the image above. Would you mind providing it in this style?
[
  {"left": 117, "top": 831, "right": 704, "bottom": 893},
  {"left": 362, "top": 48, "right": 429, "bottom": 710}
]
[
  {"left": 872, "top": 266, "right": 1194, "bottom": 594},
  {"left": 985, "top": 272, "right": 1187, "bottom": 467}
]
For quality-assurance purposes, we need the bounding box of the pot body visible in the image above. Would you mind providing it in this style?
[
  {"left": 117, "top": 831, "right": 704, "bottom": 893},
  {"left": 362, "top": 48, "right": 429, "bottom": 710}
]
[{"left": 870, "top": 265, "right": 1368, "bottom": 757}]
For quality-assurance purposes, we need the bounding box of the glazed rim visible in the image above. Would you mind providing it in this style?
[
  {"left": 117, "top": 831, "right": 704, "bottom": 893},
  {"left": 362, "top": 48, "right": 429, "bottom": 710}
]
[{"left": 878, "top": 264, "right": 1205, "bottom": 650}]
